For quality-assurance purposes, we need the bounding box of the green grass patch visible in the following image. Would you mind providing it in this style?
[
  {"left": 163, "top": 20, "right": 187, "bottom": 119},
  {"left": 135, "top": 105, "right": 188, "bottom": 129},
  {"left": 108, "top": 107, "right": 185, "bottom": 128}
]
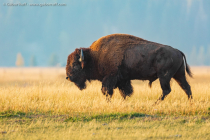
[
  {"left": 64, "top": 112, "right": 147, "bottom": 122},
  {"left": 1, "top": 114, "right": 210, "bottom": 140},
  {"left": 0, "top": 110, "right": 27, "bottom": 118}
]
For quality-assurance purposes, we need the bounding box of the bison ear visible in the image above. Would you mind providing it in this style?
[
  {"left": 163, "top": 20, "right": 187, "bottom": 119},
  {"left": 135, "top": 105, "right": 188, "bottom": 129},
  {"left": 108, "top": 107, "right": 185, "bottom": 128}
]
[
  {"left": 81, "top": 61, "right": 85, "bottom": 69},
  {"left": 79, "top": 49, "right": 85, "bottom": 69}
]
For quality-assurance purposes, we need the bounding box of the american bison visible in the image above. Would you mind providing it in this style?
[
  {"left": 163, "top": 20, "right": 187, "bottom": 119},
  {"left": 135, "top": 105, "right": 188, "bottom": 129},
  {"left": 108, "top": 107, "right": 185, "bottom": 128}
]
[{"left": 66, "top": 34, "right": 192, "bottom": 103}]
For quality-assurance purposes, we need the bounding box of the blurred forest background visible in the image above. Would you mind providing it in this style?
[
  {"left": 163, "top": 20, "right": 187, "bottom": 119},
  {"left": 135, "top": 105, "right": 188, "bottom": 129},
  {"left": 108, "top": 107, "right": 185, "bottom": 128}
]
[{"left": 0, "top": 0, "right": 210, "bottom": 67}]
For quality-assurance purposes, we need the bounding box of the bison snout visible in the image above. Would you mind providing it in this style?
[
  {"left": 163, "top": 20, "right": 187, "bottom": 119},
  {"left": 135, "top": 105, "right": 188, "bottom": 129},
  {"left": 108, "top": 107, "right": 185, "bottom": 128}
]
[{"left": 66, "top": 76, "right": 73, "bottom": 81}]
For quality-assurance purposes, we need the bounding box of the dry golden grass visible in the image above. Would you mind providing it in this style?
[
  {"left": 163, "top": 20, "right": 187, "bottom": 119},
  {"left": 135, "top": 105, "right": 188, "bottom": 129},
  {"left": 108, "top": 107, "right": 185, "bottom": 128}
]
[
  {"left": 0, "top": 67, "right": 210, "bottom": 116},
  {"left": 0, "top": 67, "right": 210, "bottom": 140}
]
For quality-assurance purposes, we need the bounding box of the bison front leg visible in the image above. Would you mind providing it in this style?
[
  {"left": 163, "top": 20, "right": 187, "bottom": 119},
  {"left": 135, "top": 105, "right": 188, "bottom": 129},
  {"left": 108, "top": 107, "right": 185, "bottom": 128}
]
[
  {"left": 101, "top": 75, "right": 118, "bottom": 102},
  {"left": 101, "top": 86, "right": 113, "bottom": 102},
  {"left": 117, "top": 80, "right": 133, "bottom": 99}
]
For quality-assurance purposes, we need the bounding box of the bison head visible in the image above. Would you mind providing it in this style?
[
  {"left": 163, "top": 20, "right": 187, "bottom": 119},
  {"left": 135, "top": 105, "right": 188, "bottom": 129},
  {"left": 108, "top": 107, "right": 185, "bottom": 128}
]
[{"left": 66, "top": 48, "right": 87, "bottom": 90}]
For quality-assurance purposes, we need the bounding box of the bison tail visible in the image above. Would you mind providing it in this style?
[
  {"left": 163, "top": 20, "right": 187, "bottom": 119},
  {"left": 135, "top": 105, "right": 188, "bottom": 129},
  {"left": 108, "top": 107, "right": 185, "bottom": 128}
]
[
  {"left": 185, "top": 62, "right": 193, "bottom": 78},
  {"left": 178, "top": 50, "right": 193, "bottom": 78}
]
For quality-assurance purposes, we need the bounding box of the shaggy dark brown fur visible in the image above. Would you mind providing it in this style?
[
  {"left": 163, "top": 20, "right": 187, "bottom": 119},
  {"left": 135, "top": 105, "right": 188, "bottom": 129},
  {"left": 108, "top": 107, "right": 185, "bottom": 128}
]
[{"left": 66, "top": 34, "right": 192, "bottom": 102}]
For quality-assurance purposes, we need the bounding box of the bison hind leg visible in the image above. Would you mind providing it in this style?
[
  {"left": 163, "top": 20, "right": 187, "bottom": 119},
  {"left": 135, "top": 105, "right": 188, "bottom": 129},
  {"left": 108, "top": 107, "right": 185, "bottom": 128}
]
[
  {"left": 117, "top": 80, "right": 133, "bottom": 99},
  {"left": 154, "top": 77, "right": 171, "bottom": 105},
  {"left": 173, "top": 63, "right": 193, "bottom": 100}
]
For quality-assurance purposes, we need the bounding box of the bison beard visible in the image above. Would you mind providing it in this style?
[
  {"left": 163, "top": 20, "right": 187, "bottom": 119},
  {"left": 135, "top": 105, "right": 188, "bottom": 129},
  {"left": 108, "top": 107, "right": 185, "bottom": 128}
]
[
  {"left": 66, "top": 34, "right": 193, "bottom": 104},
  {"left": 70, "top": 73, "right": 87, "bottom": 90},
  {"left": 74, "top": 80, "right": 86, "bottom": 90}
]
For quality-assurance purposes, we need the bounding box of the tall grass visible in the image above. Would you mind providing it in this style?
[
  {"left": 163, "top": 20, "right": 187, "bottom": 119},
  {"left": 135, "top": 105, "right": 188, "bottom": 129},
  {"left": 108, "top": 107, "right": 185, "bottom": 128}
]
[{"left": 0, "top": 67, "right": 210, "bottom": 116}]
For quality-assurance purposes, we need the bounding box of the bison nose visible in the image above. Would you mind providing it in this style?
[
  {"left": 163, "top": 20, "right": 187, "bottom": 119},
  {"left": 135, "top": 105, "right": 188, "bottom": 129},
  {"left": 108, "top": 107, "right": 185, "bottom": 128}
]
[{"left": 66, "top": 77, "right": 68, "bottom": 80}]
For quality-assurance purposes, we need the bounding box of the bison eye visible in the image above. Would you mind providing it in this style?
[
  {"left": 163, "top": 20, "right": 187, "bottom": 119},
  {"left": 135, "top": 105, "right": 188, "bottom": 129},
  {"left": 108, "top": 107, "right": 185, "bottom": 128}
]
[{"left": 73, "top": 65, "right": 80, "bottom": 69}]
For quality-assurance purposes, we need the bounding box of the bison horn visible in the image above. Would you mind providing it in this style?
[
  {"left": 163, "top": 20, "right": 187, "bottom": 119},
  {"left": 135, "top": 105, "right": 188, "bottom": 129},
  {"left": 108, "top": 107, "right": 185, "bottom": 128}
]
[{"left": 79, "top": 49, "right": 84, "bottom": 62}]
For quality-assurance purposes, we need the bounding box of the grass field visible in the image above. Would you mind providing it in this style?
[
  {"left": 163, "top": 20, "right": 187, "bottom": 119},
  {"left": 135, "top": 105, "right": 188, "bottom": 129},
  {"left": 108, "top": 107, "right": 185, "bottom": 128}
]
[{"left": 0, "top": 67, "right": 210, "bottom": 139}]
